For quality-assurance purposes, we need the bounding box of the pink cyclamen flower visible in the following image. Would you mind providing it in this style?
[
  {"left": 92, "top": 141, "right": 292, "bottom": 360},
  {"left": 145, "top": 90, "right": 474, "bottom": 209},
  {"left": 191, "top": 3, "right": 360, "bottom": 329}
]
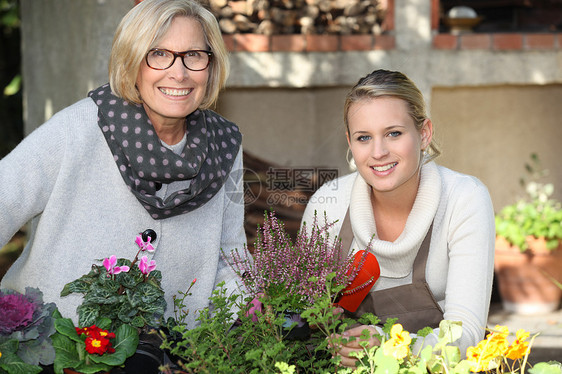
[
  {"left": 103, "top": 255, "right": 130, "bottom": 275},
  {"left": 138, "top": 256, "right": 156, "bottom": 275},
  {"left": 135, "top": 235, "right": 155, "bottom": 252}
]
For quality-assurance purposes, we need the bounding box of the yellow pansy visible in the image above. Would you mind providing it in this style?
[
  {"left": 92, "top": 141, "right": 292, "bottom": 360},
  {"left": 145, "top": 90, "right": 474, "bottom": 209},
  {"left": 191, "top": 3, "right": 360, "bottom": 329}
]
[{"left": 382, "top": 324, "right": 411, "bottom": 360}]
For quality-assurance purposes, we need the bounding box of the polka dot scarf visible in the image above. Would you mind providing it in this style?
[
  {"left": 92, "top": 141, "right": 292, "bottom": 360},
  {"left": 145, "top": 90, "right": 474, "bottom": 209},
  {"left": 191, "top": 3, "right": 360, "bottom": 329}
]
[{"left": 89, "top": 84, "right": 242, "bottom": 219}]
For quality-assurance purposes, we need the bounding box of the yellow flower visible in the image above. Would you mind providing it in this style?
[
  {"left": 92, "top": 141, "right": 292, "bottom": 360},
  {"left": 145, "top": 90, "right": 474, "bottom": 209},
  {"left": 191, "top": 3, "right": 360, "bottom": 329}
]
[
  {"left": 382, "top": 324, "right": 411, "bottom": 360},
  {"left": 505, "top": 329, "right": 530, "bottom": 360},
  {"left": 466, "top": 325, "right": 510, "bottom": 372}
]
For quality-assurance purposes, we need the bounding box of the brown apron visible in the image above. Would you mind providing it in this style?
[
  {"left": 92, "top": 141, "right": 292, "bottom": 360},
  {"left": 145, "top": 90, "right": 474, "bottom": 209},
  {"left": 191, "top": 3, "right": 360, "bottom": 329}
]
[{"left": 339, "top": 209, "right": 444, "bottom": 332}]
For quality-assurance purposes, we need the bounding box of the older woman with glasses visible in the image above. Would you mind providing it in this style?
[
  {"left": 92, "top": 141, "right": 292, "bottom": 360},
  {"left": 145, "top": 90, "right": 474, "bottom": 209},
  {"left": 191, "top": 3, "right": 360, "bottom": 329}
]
[{"left": 0, "top": 0, "right": 245, "bottom": 331}]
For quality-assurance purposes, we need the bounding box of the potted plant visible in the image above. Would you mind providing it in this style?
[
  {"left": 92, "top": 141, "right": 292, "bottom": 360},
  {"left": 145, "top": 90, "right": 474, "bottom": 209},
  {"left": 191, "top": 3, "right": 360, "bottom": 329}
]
[
  {"left": 158, "top": 211, "right": 380, "bottom": 373},
  {"left": 51, "top": 315, "right": 138, "bottom": 374},
  {"left": 225, "top": 211, "right": 366, "bottom": 339},
  {"left": 494, "top": 153, "right": 562, "bottom": 314},
  {"left": 0, "top": 287, "right": 57, "bottom": 374},
  {"left": 60, "top": 230, "right": 166, "bottom": 331},
  {"left": 53, "top": 230, "right": 167, "bottom": 373}
]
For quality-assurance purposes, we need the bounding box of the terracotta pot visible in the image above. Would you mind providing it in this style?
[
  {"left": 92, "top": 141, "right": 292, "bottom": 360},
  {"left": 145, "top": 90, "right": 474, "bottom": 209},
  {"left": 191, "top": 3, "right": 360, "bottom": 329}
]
[{"left": 494, "top": 236, "right": 562, "bottom": 315}]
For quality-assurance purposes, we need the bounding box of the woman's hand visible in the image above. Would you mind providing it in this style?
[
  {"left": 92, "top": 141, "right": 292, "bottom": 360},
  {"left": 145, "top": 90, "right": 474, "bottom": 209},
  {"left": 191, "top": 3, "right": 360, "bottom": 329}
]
[{"left": 333, "top": 324, "right": 380, "bottom": 368}]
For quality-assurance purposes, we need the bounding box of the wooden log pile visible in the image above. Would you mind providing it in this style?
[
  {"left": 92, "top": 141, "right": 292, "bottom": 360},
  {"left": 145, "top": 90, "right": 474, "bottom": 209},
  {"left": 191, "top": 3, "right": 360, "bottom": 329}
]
[{"left": 202, "top": 0, "right": 385, "bottom": 35}]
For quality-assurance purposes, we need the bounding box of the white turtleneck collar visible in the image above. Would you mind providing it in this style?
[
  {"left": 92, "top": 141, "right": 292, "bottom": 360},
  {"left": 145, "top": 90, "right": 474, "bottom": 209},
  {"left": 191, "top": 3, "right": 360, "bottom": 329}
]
[{"left": 349, "top": 161, "right": 442, "bottom": 278}]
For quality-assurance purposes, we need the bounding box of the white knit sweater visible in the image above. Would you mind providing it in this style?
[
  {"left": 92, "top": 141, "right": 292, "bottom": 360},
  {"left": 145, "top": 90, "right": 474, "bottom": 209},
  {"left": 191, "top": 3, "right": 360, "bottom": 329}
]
[
  {"left": 302, "top": 162, "right": 495, "bottom": 354},
  {"left": 0, "top": 98, "right": 246, "bottom": 329}
]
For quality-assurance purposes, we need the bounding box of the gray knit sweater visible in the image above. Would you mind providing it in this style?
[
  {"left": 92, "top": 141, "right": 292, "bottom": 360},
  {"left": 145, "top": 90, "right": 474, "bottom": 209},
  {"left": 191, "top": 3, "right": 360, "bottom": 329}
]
[{"left": 0, "top": 98, "right": 246, "bottom": 329}]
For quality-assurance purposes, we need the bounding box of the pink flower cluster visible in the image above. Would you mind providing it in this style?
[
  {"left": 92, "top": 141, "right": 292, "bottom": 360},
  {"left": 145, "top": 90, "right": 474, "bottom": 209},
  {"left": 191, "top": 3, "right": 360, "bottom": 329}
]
[
  {"left": 226, "top": 212, "right": 358, "bottom": 306},
  {"left": 102, "top": 234, "right": 157, "bottom": 279}
]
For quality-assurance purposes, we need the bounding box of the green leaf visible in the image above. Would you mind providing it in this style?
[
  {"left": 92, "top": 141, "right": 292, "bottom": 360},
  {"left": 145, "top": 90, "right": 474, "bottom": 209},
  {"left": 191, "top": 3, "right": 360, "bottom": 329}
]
[
  {"left": 416, "top": 326, "right": 434, "bottom": 338},
  {"left": 54, "top": 318, "right": 81, "bottom": 342},
  {"left": 113, "top": 324, "right": 139, "bottom": 358},
  {"left": 85, "top": 287, "right": 121, "bottom": 305},
  {"left": 451, "top": 360, "right": 473, "bottom": 374},
  {"left": 130, "top": 282, "right": 165, "bottom": 305},
  {"left": 77, "top": 304, "right": 100, "bottom": 328},
  {"left": 72, "top": 361, "right": 112, "bottom": 374},
  {"left": 0, "top": 338, "right": 19, "bottom": 353},
  {"left": 441, "top": 345, "right": 461, "bottom": 366},
  {"left": 373, "top": 348, "right": 400, "bottom": 374},
  {"left": 3, "top": 75, "right": 21, "bottom": 96},
  {"left": 528, "top": 361, "right": 562, "bottom": 374},
  {"left": 90, "top": 349, "right": 127, "bottom": 366},
  {"left": 51, "top": 332, "right": 82, "bottom": 373},
  {"left": 94, "top": 317, "right": 112, "bottom": 331},
  {"left": 436, "top": 320, "right": 463, "bottom": 348},
  {"left": 60, "top": 279, "right": 91, "bottom": 297},
  {"left": 0, "top": 350, "right": 42, "bottom": 374}
]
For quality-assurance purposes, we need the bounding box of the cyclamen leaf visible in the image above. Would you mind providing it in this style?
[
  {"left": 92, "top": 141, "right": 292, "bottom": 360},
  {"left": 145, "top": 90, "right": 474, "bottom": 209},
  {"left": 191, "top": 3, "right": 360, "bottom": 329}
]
[
  {"left": 86, "top": 287, "right": 121, "bottom": 305},
  {"left": 77, "top": 304, "right": 100, "bottom": 328},
  {"left": 131, "top": 282, "right": 165, "bottom": 304},
  {"left": 131, "top": 315, "right": 145, "bottom": 328},
  {"left": 117, "top": 303, "right": 136, "bottom": 322},
  {"left": 60, "top": 279, "right": 91, "bottom": 296},
  {"left": 143, "top": 296, "right": 166, "bottom": 313}
]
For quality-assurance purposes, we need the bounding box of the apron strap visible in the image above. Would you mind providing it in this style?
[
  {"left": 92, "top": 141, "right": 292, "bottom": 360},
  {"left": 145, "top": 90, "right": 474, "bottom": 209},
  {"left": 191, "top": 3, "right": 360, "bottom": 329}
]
[
  {"left": 412, "top": 224, "right": 433, "bottom": 283},
  {"left": 339, "top": 208, "right": 353, "bottom": 258}
]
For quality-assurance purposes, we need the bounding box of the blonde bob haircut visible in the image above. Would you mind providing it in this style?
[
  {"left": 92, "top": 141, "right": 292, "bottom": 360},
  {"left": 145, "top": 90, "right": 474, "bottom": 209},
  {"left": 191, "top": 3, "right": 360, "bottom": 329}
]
[
  {"left": 343, "top": 69, "right": 441, "bottom": 162},
  {"left": 109, "top": 0, "right": 229, "bottom": 109}
]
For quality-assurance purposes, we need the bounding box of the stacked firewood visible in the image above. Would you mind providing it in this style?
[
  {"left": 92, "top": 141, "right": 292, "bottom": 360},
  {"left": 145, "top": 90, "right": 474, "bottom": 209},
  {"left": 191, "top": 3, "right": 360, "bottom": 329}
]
[{"left": 202, "top": 0, "right": 385, "bottom": 35}]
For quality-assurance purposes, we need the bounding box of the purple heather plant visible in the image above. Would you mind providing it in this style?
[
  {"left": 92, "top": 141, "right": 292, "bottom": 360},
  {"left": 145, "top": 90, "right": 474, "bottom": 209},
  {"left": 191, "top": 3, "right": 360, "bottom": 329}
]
[
  {"left": 224, "top": 211, "right": 360, "bottom": 310},
  {"left": 0, "top": 287, "right": 57, "bottom": 368}
]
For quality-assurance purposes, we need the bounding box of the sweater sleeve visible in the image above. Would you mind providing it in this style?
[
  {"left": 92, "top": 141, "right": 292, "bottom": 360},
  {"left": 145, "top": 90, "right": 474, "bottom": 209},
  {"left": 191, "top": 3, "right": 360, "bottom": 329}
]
[
  {"left": 444, "top": 178, "right": 495, "bottom": 353},
  {"left": 402, "top": 176, "right": 495, "bottom": 356},
  {"left": 216, "top": 147, "right": 247, "bottom": 298},
  {"left": 0, "top": 117, "right": 66, "bottom": 247}
]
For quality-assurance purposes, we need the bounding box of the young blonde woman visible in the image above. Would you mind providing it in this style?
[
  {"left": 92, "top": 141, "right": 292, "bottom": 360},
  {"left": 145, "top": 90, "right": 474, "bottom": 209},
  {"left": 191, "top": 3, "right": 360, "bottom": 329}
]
[{"left": 302, "top": 69, "right": 495, "bottom": 366}]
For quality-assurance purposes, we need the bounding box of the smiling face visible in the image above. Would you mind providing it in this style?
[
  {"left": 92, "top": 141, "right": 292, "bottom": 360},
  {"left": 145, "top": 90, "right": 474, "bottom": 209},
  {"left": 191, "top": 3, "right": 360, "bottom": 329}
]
[
  {"left": 347, "top": 96, "right": 432, "bottom": 200},
  {"left": 136, "top": 16, "right": 209, "bottom": 133}
]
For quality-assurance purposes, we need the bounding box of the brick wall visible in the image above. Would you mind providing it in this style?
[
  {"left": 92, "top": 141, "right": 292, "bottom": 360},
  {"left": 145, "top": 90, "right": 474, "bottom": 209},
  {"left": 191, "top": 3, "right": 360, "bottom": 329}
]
[
  {"left": 433, "top": 32, "right": 562, "bottom": 51},
  {"left": 223, "top": 33, "right": 396, "bottom": 52}
]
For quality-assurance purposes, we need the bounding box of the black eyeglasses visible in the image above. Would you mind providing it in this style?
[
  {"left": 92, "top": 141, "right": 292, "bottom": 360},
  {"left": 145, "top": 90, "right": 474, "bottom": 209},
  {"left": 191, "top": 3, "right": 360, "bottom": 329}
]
[{"left": 145, "top": 48, "right": 213, "bottom": 71}]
